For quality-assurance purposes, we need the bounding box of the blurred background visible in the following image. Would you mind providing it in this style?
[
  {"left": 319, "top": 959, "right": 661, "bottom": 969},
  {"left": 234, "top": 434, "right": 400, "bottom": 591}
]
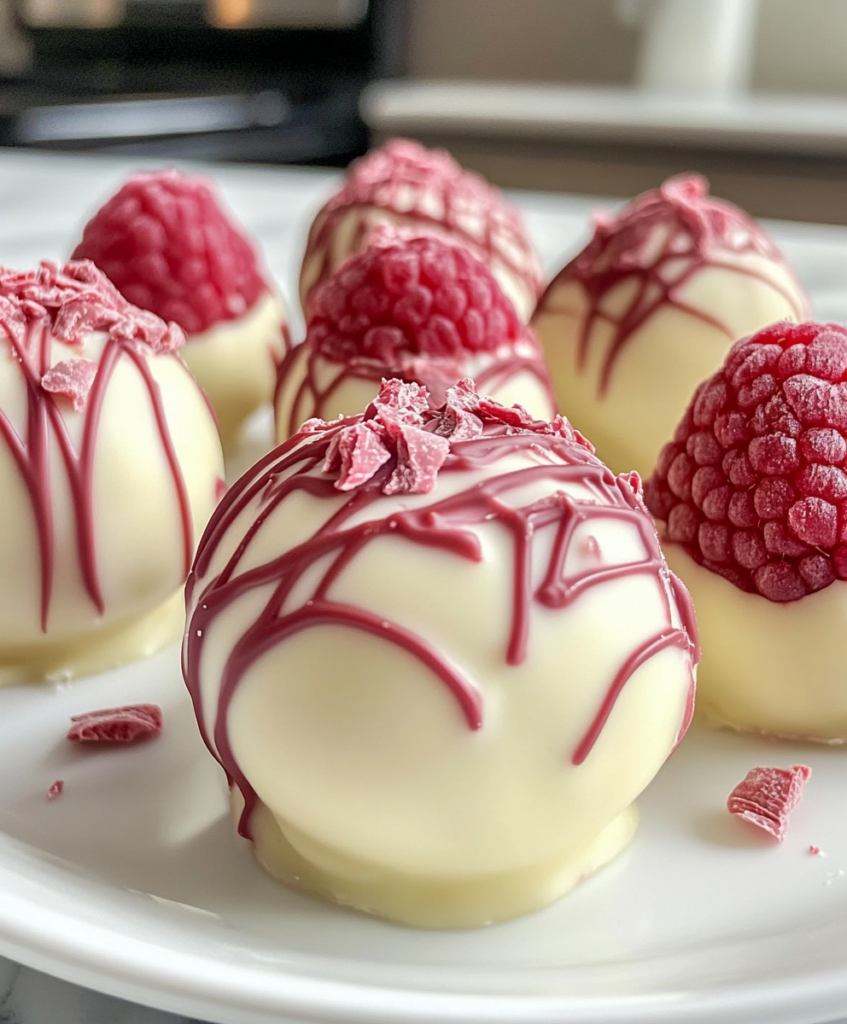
[{"left": 3, "top": 0, "right": 847, "bottom": 222}]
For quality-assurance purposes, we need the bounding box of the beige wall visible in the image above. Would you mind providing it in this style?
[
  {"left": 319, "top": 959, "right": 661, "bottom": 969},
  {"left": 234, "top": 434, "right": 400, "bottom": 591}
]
[{"left": 403, "top": 0, "right": 847, "bottom": 97}]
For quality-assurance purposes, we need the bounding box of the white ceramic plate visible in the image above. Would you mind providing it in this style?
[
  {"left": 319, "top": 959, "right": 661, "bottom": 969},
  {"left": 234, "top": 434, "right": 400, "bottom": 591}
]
[{"left": 0, "top": 644, "right": 846, "bottom": 1024}]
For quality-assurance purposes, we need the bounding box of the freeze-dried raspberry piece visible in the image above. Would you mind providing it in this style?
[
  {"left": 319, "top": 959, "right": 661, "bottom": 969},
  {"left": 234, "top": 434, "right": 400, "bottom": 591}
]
[
  {"left": 72, "top": 169, "right": 268, "bottom": 335},
  {"left": 646, "top": 322, "right": 847, "bottom": 601},
  {"left": 67, "top": 703, "right": 163, "bottom": 743},
  {"left": 383, "top": 420, "right": 449, "bottom": 495},
  {"left": 46, "top": 780, "right": 64, "bottom": 800},
  {"left": 727, "top": 763, "right": 811, "bottom": 841},
  {"left": 309, "top": 378, "right": 583, "bottom": 494},
  {"left": 41, "top": 358, "right": 98, "bottom": 411},
  {"left": 0, "top": 260, "right": 184, "bottom": 354},
  {"left": 307, "top": 235, "right": 534, "bottom": 364},
  {"left": 324, "top": 422, "right": 392, "bottom": 491},
  {"left": 368, "top": 378, "right": 431, "bottom": 424}
]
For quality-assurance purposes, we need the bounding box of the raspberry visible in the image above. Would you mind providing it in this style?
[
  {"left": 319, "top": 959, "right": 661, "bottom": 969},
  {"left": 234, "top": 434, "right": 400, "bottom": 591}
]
[
  {"left": 307, "top": 235, "right": 532, "bottom": 364},
  {"left": 646, "top": 321, "right": 847, "bottom": 601},
  {"left": 73, "top": 169, "right": 267, "bottom": 335}
]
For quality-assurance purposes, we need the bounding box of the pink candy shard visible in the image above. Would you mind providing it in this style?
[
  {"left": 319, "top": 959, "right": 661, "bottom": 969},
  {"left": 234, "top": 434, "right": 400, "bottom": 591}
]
[
  {"left": 310, "top": 377, "right": 594, "bottom": 496},
  {"left": 324, "top": 421, "right": 392, "bottom": 491},
  {"left": 383, "top": 421, "right": 449, "bottom": 495},
  {"left": 46, "top": 780, "right": 64, "bottom": 800},
  {"left": 727, "top": 764, "right": 811, "bottom": 841},
  {"left": 41, "top": 358, "right": 98, "bottom": 411},
  {"left": 67, "top": 703, "right": 163, "bottom": 743}
]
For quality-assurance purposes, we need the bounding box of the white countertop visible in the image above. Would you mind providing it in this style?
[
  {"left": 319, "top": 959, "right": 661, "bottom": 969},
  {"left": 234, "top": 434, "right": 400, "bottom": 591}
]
[{"left": 1, "top": 148, "right": 847, "bottom": 1024}]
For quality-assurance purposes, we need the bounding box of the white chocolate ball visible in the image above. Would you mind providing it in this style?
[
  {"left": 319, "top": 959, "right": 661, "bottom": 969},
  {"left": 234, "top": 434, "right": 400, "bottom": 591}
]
[
  {"left": 181, "top": 290, "right": 288, "bottom": 449},
  {"left": 665, "top": 541, "right": 847, "bottom": 741},
  {"left": 0, "top": 262, "right": 224, "bottom": 684},
  {"left": 532, "top": 176, "right": 810, "bottom": 479},
  {"left": 185, "top": 382, "right": 697, "bottom": 927}
]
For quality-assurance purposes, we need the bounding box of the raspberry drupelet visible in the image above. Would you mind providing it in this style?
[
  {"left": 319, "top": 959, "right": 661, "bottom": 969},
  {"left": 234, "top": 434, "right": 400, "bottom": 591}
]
[
  {"left": 646, "top": 320, "right": 847, "bottom": 740},
  {"left": 275, "top": 233, "right": 556, "bottom": 441},
  {"left": 299, "top": 138, "right": 544, "bottom": 322},
  {"left": 73, "top": 169, "right": 290, "bottom": 448}
]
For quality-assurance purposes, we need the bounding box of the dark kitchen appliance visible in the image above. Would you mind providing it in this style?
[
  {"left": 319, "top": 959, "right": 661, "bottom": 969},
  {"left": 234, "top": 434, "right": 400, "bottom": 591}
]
[{"left": 0, "top": 0, "right": 403, "bottom": 164}]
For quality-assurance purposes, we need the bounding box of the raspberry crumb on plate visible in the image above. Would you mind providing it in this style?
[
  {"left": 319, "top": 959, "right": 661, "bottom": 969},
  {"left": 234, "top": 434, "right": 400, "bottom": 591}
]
[
  {"left": 46, "top": 780, "right": 64, "bottom": 800},
  {"left": 67, "top": 704, "right": 163, "bottom": 744},
  {"left": 727, "top": 764, "right": 811, "bottom": 841}
]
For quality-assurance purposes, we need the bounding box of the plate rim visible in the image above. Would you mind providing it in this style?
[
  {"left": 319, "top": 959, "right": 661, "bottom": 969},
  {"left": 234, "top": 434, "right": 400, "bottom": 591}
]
[{"left": 3, "top": 852, "right": 847, "bottom": 1024}]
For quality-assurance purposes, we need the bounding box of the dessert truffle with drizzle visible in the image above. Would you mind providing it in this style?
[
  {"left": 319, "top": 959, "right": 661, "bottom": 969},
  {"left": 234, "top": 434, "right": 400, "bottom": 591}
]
[
  {"left": 646, "top": 321, "right": 847, "bottom": 740},
  {"left": 299, "top": 138, "right": 543, "bottom": 322},
  {"left": 184, "top": 378, "right": 698, "bottom": 928},
  {"left": 531, "top": 175, "right": 810, "bottom": 478},
  {"left": 0, "top": 260, "right": 223, "bottom": 684},
  {"left": 73, "top": 169, "right": 290, "bottom": 449},
  {"left": 276, "top": 232, "right": 556, "bottom": 441}
]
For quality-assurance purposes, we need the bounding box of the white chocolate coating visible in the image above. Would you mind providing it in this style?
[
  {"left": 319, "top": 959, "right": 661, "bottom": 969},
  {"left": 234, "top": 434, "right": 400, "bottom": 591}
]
[
  {"left": 273, "top": 339, "right": 556, "bottom": 443},
  {"left": 0, "top": 330, "right": 223, "bottom": 684},
  {"left": 185, "top": 424, "right": 696, "bottom": 927},
  {"left": 181, "top": 290, "right": 288, "bottom": 450},
  {"left": 664, "top": 543, "right": 847, "bottom": 741},
  {"left": 533, "top": 242, "right": 809, "bottom": 480},
  {"left": 301, "top": 208, "right": 539, "bottom": 322}
]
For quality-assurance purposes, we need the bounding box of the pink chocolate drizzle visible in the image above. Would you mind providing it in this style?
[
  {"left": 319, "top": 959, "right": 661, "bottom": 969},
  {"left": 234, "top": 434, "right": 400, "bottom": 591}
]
[
  {"left": 535, "top": 175, "right": 810, "bottom": 393},
  {"left": 274, "top": 339, "right": 555, "bottom": 440},
  {"left": 301, "top": 139, "right": 543, "bottom": 314},
  {"left": 0, "top": 260, "right": 195, "bottom": 630},
  {"left": 183, "top": 381, "right": 698, "bottom": 839}
]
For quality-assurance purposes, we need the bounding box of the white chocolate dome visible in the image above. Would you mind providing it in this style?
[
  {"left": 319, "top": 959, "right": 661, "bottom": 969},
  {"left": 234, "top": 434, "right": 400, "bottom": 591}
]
[
  {"left": 184, "top": 380, "right": 697, "bottom": 928},
  {"left": 0, "top": 260, "right": 224, "bottom": 683},
  {"left": 532, "top": 175, "right": 810, "bottom": 479}
]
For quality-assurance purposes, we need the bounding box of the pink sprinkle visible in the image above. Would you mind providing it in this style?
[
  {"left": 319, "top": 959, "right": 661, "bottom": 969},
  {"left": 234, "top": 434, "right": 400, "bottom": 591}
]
[
  {"left": 809, "top": 845, "right": 822, "bottom": 855},
  {"left": 67, "top": 703, "right": 163, "bottom": 743},
  {"left": 727, "top": 764, "right": 811, "bottom": 841},
  {"left": 46, "top": 780, "right": 64, "bottom": 800},
  {"left": 41, "top": 358, "right": 98, "bottom": 412}
]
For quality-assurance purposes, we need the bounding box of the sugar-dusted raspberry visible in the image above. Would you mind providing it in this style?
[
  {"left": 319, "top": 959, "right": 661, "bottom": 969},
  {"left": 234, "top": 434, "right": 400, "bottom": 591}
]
[
  {"left": 727, "top": 764, "right": 811, "bottom": 841},
  {"left": 307, "top": 234, "right": 532, "bottom": 364},
  {"left": 72, "top": 169, "right": 268, "bottom": 335},
  {"left": 645, "top": 321, "right": 847, "bottom": 602}
]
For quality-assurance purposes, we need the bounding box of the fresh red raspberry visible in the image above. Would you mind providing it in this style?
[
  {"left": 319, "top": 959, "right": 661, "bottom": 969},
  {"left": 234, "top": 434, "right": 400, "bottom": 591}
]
[
  {"left": 72, "top": 169, "right": 267, "bottom": 335},
  {"left": 645, "top": 321, "right": 847, "bottom": 602},
  {"left": 307, "top": 234, "right": 533, "bottom": 363}
]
